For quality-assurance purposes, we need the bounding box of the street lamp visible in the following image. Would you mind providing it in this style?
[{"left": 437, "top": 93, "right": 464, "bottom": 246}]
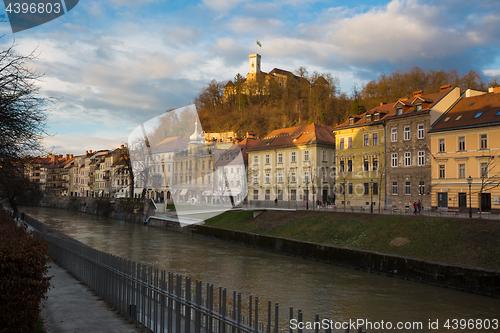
[
  {"left": 370, "top": 179, "right": 374, "bottom": 213},
  {"left": 306, "top": 178, "right": 309, "bottom": 210},
  {"left": 467, "top": 176, "right": 473, "bottom": 218}
]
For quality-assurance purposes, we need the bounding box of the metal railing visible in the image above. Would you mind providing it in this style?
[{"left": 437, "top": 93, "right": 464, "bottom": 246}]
[{"left": 27, "top": 216, "right": 365, "bottom": 333}]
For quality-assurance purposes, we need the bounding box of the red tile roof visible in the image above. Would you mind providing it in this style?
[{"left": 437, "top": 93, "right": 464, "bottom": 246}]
[
  {"left": 247, "top": 123, "right": 335, "bottom": 152},
  {"left": 430, "top": 92, "right": 500, "bottom": 132},
  {"left": 153, "top": 137, "right": 188, "bottom": 152},
  {"left": 215, "top": 136, "right": 260, "bottom": 166}
]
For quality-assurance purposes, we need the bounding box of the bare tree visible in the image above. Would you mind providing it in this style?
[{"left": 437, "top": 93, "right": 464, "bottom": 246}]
[
  {"left": 477, "top": 154, "right": 500, "bottom": 217},
  {"left": 0, "top": 40, "right": 50, "bottom": 214},
  {"left": 114, "top": 145, "right": 134, "bottom": 198}
]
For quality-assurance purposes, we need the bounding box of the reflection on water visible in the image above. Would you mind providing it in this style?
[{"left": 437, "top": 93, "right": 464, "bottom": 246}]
[{"left": 22, "top": 206, "right": 500, "bottom": 332}]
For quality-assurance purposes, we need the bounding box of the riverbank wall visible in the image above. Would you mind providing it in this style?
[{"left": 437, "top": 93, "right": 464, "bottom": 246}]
[
  {"left": 39, "top": 196, "right": 147, "bottom": 224},
  {"left": 148, "top": 217, "right": 500, "bottom": 298}
]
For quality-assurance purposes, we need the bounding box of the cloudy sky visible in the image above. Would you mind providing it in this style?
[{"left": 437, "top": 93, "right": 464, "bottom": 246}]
[{"left": 1, "top": 0, "right": 500, "bottom": 155}]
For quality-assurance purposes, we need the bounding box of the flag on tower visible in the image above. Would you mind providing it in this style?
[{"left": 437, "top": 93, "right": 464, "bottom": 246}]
[{"left": 256, "top": 40, "right": 262, "bottom": 47}]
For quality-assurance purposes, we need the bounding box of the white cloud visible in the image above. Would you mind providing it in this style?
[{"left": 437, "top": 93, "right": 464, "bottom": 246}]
[
  {"left": 42, "top": 134, "right": 126, "bottom": 155},
  {"left": 202, "top": 0, "right": 247, "bottom": 12}
]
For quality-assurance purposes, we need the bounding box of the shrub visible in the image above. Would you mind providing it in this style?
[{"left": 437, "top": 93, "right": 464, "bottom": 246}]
[{"left": 0, "top": 209, "right": 51, "bottom": 333}]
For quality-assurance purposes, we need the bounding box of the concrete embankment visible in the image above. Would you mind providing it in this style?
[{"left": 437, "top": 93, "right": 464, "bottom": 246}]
[{"left": 148, "top": 217, "right": 500, "bottom": 298}]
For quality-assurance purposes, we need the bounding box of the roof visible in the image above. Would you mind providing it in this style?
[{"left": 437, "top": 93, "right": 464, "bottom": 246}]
[
  {"left": 335, "top": 87, "right": 455, "bottom": 129},
  {"left": 215, "top": 136, "right": 260, "bottom": 166},
  {"left": 430, "top": 92, "right": 500, "bottom": 132},
  {"left": 153, "top": 136, "right": 188, "bottom": 153},
  {"left": 247, "top": 123, "right": 335, "bottom": 152}
]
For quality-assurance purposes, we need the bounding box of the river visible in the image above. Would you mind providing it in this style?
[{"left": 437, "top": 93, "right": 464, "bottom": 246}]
[{"left": 22, "top": 206, "right": 500, "bottom": 332}]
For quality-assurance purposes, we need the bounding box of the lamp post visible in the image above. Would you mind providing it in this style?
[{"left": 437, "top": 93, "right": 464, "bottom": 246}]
[
  {"left": 468, "top": 176, "right": 472, "bottom": 218},
  {"left": 370, "top": 179, "right": 374, "bottom": 213}
]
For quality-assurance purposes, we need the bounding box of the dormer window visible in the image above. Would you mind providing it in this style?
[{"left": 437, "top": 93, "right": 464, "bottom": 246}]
[
  {"left": 366, "top": 114, "right": 371, "bottom": 122},
  {"left": 416, "top": 104, "right": 422, "bottom": 112},
  {"left": 349, "top": 118, "right": 354, "bottom": 125},
  {"left": 374, "top": 113, "right": 380, "bottom": 121},
  {"left": 397, "top": 108, "right": 403, "bottom": 115}
]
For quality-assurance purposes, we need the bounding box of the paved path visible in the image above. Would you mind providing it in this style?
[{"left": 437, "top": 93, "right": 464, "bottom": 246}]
[{"left": 41, "top": 263, "right": 145, "bottom": 333}]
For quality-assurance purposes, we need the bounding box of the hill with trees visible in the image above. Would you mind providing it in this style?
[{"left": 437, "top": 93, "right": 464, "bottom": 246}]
[{"left": 195, "top": 66, "right": 498, "bottom": 139}]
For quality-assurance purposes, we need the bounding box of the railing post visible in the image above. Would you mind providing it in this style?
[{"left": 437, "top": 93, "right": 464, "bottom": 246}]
[
  {"left": 185, "top": 277, "right": 191, "bottom": 333},
  {"left": 289, "top": 307, "right": 293, "bottom": 333},
  {"left": 254, "top": 297, "right": 258, "bottom": 333},
  {"left": 274, "top": 303, "right": 279, "bottom": 333}
]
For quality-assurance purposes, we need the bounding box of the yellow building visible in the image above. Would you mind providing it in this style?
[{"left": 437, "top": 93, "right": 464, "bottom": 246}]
[
  {"left": 333, "top": 107, "right": 391, "bottom": 210},
  {"left": 246, "top": 123, "right": 336, "bottom": 206},
  {"left": 429, "top": 88, "right": 500, "bottom": 213}
]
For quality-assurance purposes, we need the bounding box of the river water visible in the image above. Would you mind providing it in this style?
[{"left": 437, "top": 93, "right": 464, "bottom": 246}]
[{"left": 22, "top": 206, "right": 500, "bottom": 332}]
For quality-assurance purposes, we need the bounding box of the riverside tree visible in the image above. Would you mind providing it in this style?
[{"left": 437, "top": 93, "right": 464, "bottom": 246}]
[{"left": 0, "top": 40, "right": 49, "bottom": 214}]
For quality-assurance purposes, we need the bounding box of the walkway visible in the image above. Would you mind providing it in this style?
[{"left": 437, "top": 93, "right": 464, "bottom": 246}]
[{"left": 41, "top": 262, "right": 145, "bottom": 333}]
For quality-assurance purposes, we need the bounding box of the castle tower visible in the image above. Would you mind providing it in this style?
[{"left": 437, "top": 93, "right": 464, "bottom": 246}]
[{"left": 247, "top": 53, "right": 261, "bottom": 81}]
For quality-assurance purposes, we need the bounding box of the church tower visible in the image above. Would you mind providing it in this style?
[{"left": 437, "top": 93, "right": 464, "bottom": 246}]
[{"left": 247, "top": 53, "right": 261, "bottom": 81}]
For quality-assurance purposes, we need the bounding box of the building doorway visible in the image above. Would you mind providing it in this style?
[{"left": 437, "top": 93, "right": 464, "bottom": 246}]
[
  {"left": 481, "top": 193, "right": 491, "bottom": 212},
  {"left": 437, "top": 192, "right": 448, "bottom": 208}
]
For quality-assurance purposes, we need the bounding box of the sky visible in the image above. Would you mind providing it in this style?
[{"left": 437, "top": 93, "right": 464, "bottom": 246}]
[{"left": 1, "top": 0, "right": 500, "bottom": 155}]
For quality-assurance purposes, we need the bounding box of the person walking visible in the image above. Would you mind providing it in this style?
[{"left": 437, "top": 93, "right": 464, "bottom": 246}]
[
  {"left": 417, "top": 200, "right": 421, "bottom": 214},
  {"left": 413, "top": 202, "right": 417, "bottom": 215}
]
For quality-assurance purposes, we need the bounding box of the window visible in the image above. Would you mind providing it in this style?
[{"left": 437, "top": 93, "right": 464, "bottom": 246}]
[
  {"left": 253, "top": 174, "right": 258, "bottom": 184},
  {"left": 443, "top": 116, "right": 451, "bottom": 122},
  {"left": 391, "top": 128, "right": 397, "bottom": 142},
  {"left": 265, "top": 154, "right": 270, "bottom": 164},
  {"left": 323, "top": 150, "right": 327, "bottom": 161},
  {"left": 349, "top": 118, "right": 354, "bottom": 125},
  {"left": 278, "top": 173, "right": 283, "bottom": 183},
  {"left": 416, "top": 104, "right": 422, "bottom": 112},
  {"left": 291, "top": 151, "right": 296, "bottom": 162},
  {"left": 455, "top": 115, "right": 463, "bottom": 121},
  {"left": 254, "top": 155, "right": 258, "bottom": 165},
  {"left": 404, "top": 126, "right": 410, "bottom": 140},
  {"left": 397, "top": 107, "right": 403, "bottom": 115},
  {"left": 439, "top": 139, "right": 445, "bottom": 152},
  {"left": 304, "top": 150, "right": 309, "bottom": 161},
  {"left": 253, "top": 190, "right": 259, "bottom": 200},
  {"left": 265, "top": 190, "right": 270, "bottom": 200},
  {"left": 373, "top": 133, "right": 378, "bottom": 145},
  {"left": 374, "top": 113, "right": 380, "bottom": 121},
  {"left": 392, "top": 182, "right": 398, "bottom": 195},
  {"left": 373, "top": 183, "right": 378, "bottom": 195},
  {"left": 364, "top": 159, "right": 369, "bottom": 171},
  {"left": 439, "top": 165, "right": 445, "bottom": 179},
  {"left": 340, "top": 138, "right": 344, "bottom": 149},
  {"left": 291, "top": 190, "right": 297, "bottom": 200},
  {"left": 364, "top": 134, "right": 369, "bottom": 146},
  {"left": 304, "top": 171, "right": 310, "bottom": 184},
  {"left": 405, "top": 181, "right": 411, "bottom": 195},
  {"left": 364, "top": 183, "right": 369, "bottom": 195},
  {"left": 480, "top": 134, "right": 488, "bottom": 149},
  {"left": 418, "top": 124, "right": 424, "bottom": 139},
  {"left": 340, "top": 160, "right": 345, "bottom": 173},
  {"left": 404, "top": 152, "right": 411, "bottom": 166},
  {"left": 458, "top": 136, "right": 465, "bottom": 151},
  {"left": 459, "top": 193, "right": 467, "bottom": 207},
  {"left": 419, "top": 181, "right": 425, "bottom": 195},
  {"left": 348, "top": 137, "right": 353, "bottom": 148},
  {"left": 366, "top": 114, "right": 371, "bottom": 122},
  {"left": 481, "top": 163, "right": 488, "bottom": 178},
  {"left": 278, "top": 153, "right": 283, "bottom": 163},
  {"left": 418, "top": 151, "right": 425, "bottom": 166},
  {"left": 347, "top": 159, "right": 352, "bottom": 172},
  {"left": 278, "top": 189, "right": 283, "bottom": 200},
  {"left": 459, "top": 163, "right": 466, "bottom": 178},
  {"left": 291, "top": 172, "right": 296, "bottom": 183},
  {"left": 265, "top": 173, "right": 270, "bottom": 184},
  {"left": 348, "top": 183, "right": 353, "bottom": 195},
  {"left": 373, "top": 158, "right": 378, "bottom": 171},
  {"left": 474, "top": 112, "right": 483, "bottom": 118},
  {"left": 391, "top": 153, "right": 398, "bottom": 167}
]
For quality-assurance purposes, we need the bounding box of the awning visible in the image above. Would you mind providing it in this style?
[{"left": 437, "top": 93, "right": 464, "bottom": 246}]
[{"left": 180, "top": 189, "right": 188, "bottom": 195}]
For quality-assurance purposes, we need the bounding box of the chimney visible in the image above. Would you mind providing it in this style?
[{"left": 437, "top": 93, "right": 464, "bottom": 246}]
[
  {"left": 89, "top": 150, "right": 93, "bottom": 154},
  {"left": 120, "top": 145, "right": 124, "bottom": 149},
  {"left": 70, "top": 154, "right": 73, "bottom": 158},
  {"left": 440, "top": 84, "right": 451, "bottom": 91},
  {"left": 492, "top": 86, "right": 500, "bottom": 94},
  {"left": 247, "top": 132, "right": 256, "bottom": 139},
  {"left": 380, "top": 102, "right": 386, "bottom": 106},
  {"left": 413, "top": 90, "right": 423, "bottom": 97},
  {"left": 86, "top": 151, "right": 88, "bottom": 155}
]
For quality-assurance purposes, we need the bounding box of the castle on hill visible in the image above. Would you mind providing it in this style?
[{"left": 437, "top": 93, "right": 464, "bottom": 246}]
[{"left": 223, "top": 54, "right": 330, "bottom": 98}]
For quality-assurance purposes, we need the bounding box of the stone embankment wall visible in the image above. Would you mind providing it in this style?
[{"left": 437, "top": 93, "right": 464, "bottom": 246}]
[
  {"left": 149, "top": 217, "right": 500, "bottom": 298},
  {"left": 39, "top": 197, "right": 147, "bottom": 223}
]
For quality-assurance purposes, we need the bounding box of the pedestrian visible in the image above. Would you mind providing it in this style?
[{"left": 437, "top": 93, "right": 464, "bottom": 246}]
[
  {"left": 417, "top": 200, "right": 421, "bottom": 214},
  {"left": 413, "top": 202, "right": 417, "bottom": 215},
  {"left": 274, "top": 198, "right": 278, "bottom": 207},
  {"left": 20, "top": 212, "right": 25, "bottom": 221}
]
